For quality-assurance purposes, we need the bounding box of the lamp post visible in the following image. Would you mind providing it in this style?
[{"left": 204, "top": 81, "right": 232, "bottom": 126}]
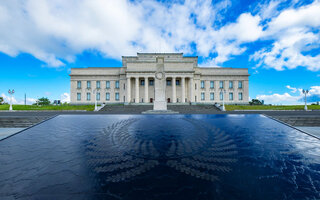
[
  {"left": 302, "top": 89, "right": 309, "bottom": 111},
  {"left": 220, "top": 88, "right": 226, "bottom": 111},
  {"left": 8, "top": 89, "right": 15, "bottom": 111},
  {"left": 93, "top": 88, "right": 98, "bottom": 111}
]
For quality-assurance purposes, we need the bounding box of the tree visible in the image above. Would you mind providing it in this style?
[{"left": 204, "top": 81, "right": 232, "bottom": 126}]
[
  {"left": 35, "top": 97, "right": 51, "bottom": 106},
  {"left": 0, "top": 97, "right": 4, "bottom": 105},
  {"left": 249, "top": 99, "right": 263, "bottom": 105}
]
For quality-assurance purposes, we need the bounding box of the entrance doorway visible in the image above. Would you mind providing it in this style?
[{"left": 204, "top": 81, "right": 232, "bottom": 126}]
[
  {"left": 150, "top": 98, "right": 153, "bottom": 103},
  {"left": 167, "top": 98, "right": 170, "bottom": 103}
]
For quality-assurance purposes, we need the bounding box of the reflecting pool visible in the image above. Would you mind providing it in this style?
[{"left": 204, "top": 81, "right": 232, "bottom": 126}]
[{"left": 0, "top": 114, "right": 319, "bottom": 199}]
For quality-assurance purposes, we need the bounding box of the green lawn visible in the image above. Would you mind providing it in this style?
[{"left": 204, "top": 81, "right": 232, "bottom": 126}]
[
  {"left": 1, "top": 104, "right": 320, "bottom": 111},
  {"left": 0, "top": 104, "right": 95, "bottom": 111},
  {"left": 225, "top": 105, "right": 320, "bottom": 111}
]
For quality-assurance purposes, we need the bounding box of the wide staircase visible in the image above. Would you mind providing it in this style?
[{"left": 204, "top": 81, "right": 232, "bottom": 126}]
[
  {"left": 271, "top": 116, "right": 320, "bottom": 127},
  {"left": 99, "top": 104, "right": 220, "bottom": 114},
  {"left": 0, "top": 116, "right": 51, "bottom": 128},
  {"left": 99, "top": 105, "right": 153, "bottom": 114}
]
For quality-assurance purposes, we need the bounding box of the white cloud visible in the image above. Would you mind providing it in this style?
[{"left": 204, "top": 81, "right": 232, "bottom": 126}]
[
  {"left": 256, "top": 85, "right": 320, "bottom": 104},
  {"left": 0, "top": 0, "right": 263, "bottom": 68},
  {"left": 252, "top": 70, "right": 259, "bottom": 74},
  {"left": 1, "top": 93, "right": 36, "bottom": 105},
  {"left": 1, "top": 93, "right": 17, "bottom": 104},
  {"left": 1, "top": 92, "right": 71, "bottom": 104},
  {"left": 26, "top": 98, "right": 37, "bottom": 105},
  {"left": 286, "top": 85, "right": 297, "bottom": 93},
  {"left": 196, "top": 12, "right": 263, "bottom": 64},
  {"left": 0, "top": 0, "right": 319, "bottom": 72},
  {"left": 60, "top": 93, "right": 70, "bottom": 103},
  {"left": 219, "top": 13, "right": 263, "bottom": 42},
  {"left": 309, "top": 86, "right": 320, "bottom": 95},
  {"left": 252, "top": 1, "right": 320, "bottom": 71},
  {"left": 256, "top": 0, "right": 282, "bottom": 20},
  {"left": 0, "top": 0, "right": 144, "bottom": 67},
  {"left": 266, "top": 1, "right": 320, "bottom": 34},
  {"left": 256, "top": 92, "right": 301, "bottom": 105}
]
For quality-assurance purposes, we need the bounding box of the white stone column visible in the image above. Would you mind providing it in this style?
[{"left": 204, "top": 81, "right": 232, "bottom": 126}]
[
  {"left": 135, "top": 77, "right": 139, "bottom": 103},
  {"left": 172, "top": 77, "right": 176, "bottom": 103},
  {"left": 126, "top": 77, "right": 131, "bottom": 103},
  {"left": 190, "top": 77, "right": 194, "bottom": 102},
  {"left": 144, "top": 77, "right": 149, "bottom": 103},
  {"left": 181, "top": 77, "right": 185, "bottom": 103}
]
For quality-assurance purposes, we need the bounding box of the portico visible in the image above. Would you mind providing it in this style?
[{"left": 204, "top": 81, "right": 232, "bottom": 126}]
[{"left": 125, "top": 76, "right": 192, "bottom": 104}]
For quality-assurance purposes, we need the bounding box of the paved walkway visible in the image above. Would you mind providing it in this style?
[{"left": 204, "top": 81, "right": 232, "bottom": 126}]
[
  {"left": 0, "top": 128, "right": 25, "bottom": 140},
  {"left": 296, "top": 127, "right": 320, "bottom": 138}
]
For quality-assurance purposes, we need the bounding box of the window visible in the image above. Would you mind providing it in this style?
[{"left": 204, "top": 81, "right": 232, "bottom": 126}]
[
  {"left": 87, "top": 92, "right": 91, "bottom": 101},
  {"left": 167, "top": 80, "right": 171, "bottom": 86},
  {"left": 201, "top": 81, "right": 205, "bottom": 89},
  {"left": 195, "top": 84, "right": 197, "bottom": 90},
  {"left": 210, "top": 93, "right": 214, "bottom": 100},
  {"left": 115, "top": 81, "right": 119, "bottom": 89},
  {"left": 77, "top": 93, "right": 81, "bottom": 101},
  {"left": 77, "top": 81, "right": 81, "bottom": 89},
  {"left": 229, "top": 81, "right": 233, "bottom": 89},
  {"left": 106, "top": 81, "right": 110, "bottom": 89},
  {"left": 219, "top": 81, "right": 224, "bottom": 89},
  {"left": 96, "top": 81, "right": 100, "bottom": 89},
  {"left": 87, "top": 81, "right": 91, "bottom": 89},
  {"left": 96, "top": 92, "right": 100, "bottom": 101},
  {"left": 229, "top": 92, "right": 233, "bottom": 100},
  {"left": 115, "top": 93, "right": 119, "bottom": 101},
  {"left": 141, "top": 80, "right": 145, "bottom": 86},
  {"left": 201, "top": 92, "right": 205, "bottom": 100},
  {"left": 106, "top": 93, "right": 110, "bottom": 101},
  {"left": 210, "top": 81, "right": 214, "bottom": 89},
  {"left": 238, "top": 81, "right": 243, "bottom": 89},
  {"left": 220, "top": 92, "right": 223, "bottom": 100},
  {"left": 176, "top": 80, "right": 180, "bottom": 85},
  {"left": 149, "top": 80, "right": 154, "bottom": 86},
  {"left": 123, "top": 83, "right": 125, "bottom": 90},
  {"left": 201, "top": 81, "right": 204, "bottom": 89},
  {"left": 239, "top": 92, "right": 243, "bottom": 100}
]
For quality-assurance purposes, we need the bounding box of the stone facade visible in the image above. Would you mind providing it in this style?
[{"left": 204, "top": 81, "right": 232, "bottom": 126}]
[{"left": 70, "top": 53, "right": 249, "bottom": 105}]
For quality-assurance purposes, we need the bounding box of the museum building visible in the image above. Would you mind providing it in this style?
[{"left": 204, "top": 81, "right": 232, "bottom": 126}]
[{"left": 70, "top": 53, "right": 249, "bottom": 105}]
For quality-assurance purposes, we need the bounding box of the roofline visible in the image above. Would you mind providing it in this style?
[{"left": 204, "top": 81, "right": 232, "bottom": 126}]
[
  {"left": 199, "top": 67, "right": 248, "bottom": 69},
  {"left": 183, "top": 56, "right": 198, "bottom": 58},
  {"left": 122, "top": 52, "right": 186, "bottom": 58},
  {"left": 137, "top": 52, "right": 183, "bottom": 55},
  {"left": 71, "top": 67, "right": 121, "bottom": 69}
]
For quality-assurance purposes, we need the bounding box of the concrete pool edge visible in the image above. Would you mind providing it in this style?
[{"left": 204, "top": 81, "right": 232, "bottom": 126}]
[
  {"left": 0, "top": 115, "right": 59, "bottom": 142},
  {"left": 2, "top": 113, "right": 318, "bottom": 141},
  {"left": 263, "top": 114, "right": 320, "bottom": 140}
]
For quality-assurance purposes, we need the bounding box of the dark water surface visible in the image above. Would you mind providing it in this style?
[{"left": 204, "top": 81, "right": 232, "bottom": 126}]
[{"left": 0, "top": 114, "right": 319, "bottom": 199}]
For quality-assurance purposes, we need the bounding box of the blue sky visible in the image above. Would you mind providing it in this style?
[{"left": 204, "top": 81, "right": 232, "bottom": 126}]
[{"left": 0, "top": 0, "right": 320, "bottom": 104}]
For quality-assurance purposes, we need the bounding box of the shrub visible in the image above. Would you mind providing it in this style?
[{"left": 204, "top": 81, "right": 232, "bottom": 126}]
[
  {"left": 34, "top": 97, "right": 51, "bottom": 106},
  {"left": 249, "top": 99, "right": 263, "bottom": 105}
]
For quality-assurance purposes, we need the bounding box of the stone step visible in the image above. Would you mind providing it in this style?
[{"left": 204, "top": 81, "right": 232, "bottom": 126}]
[
  {"left": 99, "top": 104, "right": 220, "bottom": 113},
  {"left": 272, "top": 116, "right": 320, "bottom": 127},
  {"left": 0, "top": 117, "right": 50, "bottom": 128}
]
